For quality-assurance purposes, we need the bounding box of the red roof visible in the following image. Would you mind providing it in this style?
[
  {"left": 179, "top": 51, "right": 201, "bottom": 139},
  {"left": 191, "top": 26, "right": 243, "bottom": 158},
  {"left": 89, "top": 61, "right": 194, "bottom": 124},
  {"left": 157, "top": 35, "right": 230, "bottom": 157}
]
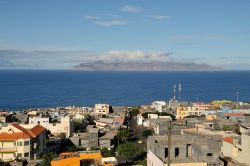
[
  {"left": 224, "top": 113, "right": 243, "bottom": 117},
  {"left": 223, "top": 137, "right": 233, "bottom": 144},
  {"left": 0, "top": 112, "right": 10, "bottom": 115},
  {"left": 0, "top": 123, "right": 46, "bottom": 141},
  {"left": 29, "top": 125, "right": 46, "bottom": 137}
]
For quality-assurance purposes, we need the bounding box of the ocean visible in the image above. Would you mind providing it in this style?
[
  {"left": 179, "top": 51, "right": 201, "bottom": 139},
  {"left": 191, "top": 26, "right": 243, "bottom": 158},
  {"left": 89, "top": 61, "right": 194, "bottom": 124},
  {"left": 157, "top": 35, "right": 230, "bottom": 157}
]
[{"left": 0, "top": 70, "right": 250, "bottom": 110}]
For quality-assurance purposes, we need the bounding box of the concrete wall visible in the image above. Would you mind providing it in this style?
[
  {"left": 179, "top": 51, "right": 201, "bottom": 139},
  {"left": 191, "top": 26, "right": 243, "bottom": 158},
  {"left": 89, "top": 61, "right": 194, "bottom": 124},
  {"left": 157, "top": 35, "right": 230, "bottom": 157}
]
[
  {"left": 99, "top": 140, "right": 111, "bottom": 149},
  {"left": 167, "top": 162, "right": 207, "bottom": 166},
  {"left": 147, "top": 149, "right": 164, "bottom": 166},
  {"left": 237, "top": 134, "right": 250, "bottom": 165},
  {"left": 70, "top": 137, "right": 80, "bottom": 146}
]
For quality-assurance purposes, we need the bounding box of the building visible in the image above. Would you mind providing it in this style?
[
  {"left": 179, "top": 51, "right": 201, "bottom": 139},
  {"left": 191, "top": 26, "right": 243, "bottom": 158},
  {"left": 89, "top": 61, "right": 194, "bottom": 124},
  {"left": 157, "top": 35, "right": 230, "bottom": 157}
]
[
  {"left": 176, "top": 106, "right": 189, "bottom": 120},
  {"left": 176, "top": 106, "right": 204, "bottom": 120},
  {"left": 0, "top": 112, "right": 13, "bottom": 123},
  {"left": 70, "top": 126, "right": 99, "bottom": 149},
  {"left": 94, "top": 104, "right": 110, "bottom": 115},
  {"left": 0, "top": 123, "right": 46, "bottom": 162},
  {"left": 221, "top": 126, "right": 250, "bottom": 165},
  {"left": 168, "top": 100, "right": 189, "bottom": 111},
  {"left": 70, "top": 125, "right": 116, "bottom": 150},
  {"left": 136, "top": 114, "right": 143, "bottom": 126},
  {"left": 95, "top": 118, "right": 114, "bottom": 129},
  {"left": 151, "top": 101, "right": 167, "bottom": 112},
  {"left": 29, "top": 115, "right": 74, "bottom": 138},
  {"left": 99, "top": 132, "right": 116, "bottom": 150},
  {"left": 51, "top": 150, "right": 117, "bottom": 166},
  {"left": 192, "top": 102, "right": 211, "bottom": 110},
  {"left": 147, "top": 133, "right": 221, "bottom": 166}
]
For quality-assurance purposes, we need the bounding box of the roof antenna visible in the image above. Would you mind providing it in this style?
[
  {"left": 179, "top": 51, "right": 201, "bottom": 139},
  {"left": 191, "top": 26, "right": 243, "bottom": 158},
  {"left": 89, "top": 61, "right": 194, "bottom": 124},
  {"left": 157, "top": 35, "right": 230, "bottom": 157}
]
[
  {"left": 178, "top": 83, "right": 182, "bottom": 101},
  {"left": 173, "top": 84, "right": 176, "bottom": 101}
]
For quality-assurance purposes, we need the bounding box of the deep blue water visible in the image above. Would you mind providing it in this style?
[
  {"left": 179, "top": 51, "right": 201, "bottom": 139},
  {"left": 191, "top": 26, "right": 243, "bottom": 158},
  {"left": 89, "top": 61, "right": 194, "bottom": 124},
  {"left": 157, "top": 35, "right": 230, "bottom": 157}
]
[{"left": 0, "top": 70, "right": 250, "bottom": 110}]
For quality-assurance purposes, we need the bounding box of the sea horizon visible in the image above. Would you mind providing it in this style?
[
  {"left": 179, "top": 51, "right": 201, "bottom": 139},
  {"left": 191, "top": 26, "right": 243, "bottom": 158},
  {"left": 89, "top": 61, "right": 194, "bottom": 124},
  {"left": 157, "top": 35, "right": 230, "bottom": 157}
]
[{"left": 1, "top": 70, "right": 250, "bottom": 111}]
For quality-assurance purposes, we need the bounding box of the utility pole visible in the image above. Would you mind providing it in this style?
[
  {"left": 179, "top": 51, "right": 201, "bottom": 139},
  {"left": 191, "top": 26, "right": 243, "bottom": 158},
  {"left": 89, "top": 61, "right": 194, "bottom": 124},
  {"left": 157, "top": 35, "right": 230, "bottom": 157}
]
[
  {"left": 167, "top": 120, "right": 172, "bottom": 166},
  {"left": 236, "top": 92, "right": 239, "bottom": 111}
]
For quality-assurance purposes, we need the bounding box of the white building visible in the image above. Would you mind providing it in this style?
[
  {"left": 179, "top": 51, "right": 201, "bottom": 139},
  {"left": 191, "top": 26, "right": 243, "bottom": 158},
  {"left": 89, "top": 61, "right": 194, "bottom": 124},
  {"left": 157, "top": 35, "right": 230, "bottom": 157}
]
[
  {"left": 151, "top": 101, "right": 167, "bottom": 112},
  {"left": 29, "top": 116, "right": 74, "bottom": 138},
  {"left": 137, "top": 114, "right": 143, "bottom": 126},
  {"left": 94, "top": 104, "right": 110, "bottom": 115}
]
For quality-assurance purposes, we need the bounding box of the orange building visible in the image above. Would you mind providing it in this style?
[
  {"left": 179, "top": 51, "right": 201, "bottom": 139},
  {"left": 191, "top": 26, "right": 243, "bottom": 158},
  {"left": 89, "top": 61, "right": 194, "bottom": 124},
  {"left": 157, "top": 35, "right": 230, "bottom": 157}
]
[
  {"left": 51, "top": 150, "right": 117, "bottom": 166},
  {"left": 0, "top": 123, "right": 46, "bottom": 161}
]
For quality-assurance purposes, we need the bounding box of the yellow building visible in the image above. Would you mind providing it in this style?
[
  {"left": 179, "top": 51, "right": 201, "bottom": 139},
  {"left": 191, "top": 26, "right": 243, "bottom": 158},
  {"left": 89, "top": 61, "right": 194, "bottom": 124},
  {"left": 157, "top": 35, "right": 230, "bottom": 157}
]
[
  {"left": 0, "top": 123, "right": 46, "bottom": 162},
  {"left": 51, "top": 150, "right": 117, "bottom": 166},
  {"left": 176, "top": 106, "right": 189, "bottom": 119},
  {"left": 206, "top": 114, "right": 216, "bottom": 120},
  {"left": 94, "top": 104, "right": 110, "bottom": 115}
]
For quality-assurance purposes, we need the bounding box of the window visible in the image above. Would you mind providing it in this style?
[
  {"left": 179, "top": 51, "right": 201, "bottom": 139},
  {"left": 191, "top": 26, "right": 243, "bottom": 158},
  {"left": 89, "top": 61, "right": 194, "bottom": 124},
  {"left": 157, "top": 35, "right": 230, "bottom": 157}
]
[
  {"left": 13, "top": 142, "right": 16, "bottom": 146},
  {"left": 165, "top": 148, "right": 168, "bottom": 158},
  {"left": 24, "top": 152, "right": 29, "bottom": 157},
  {"left": 17, "top": 153, "right": 22, "bottom": 157},
  {"left": 17, "top": 142, "right": 23, "bottom": 146},
  {"left": 24, "top": 141, "right": 29, "bottom": 146},
  {"left": 175, "top": 148, "right": 179, "bottom": 158},
  {"left": 207, "top": 153, "right": 213, "bottom": 156}
]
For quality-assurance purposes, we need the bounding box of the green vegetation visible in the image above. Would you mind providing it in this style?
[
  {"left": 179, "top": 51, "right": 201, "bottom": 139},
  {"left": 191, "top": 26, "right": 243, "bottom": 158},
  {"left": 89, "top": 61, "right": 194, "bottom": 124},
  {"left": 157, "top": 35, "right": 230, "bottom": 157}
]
[
  {"left": 40, "top": 153, "right": 58, "bottom": 166},
  {"left": 60, "top": 139, "right": 86, "bottom": 152},
  {"left": 234, "top": 126, "right": 241, "bottom": 135},
  {"left": 141, "top": 112, "right": 175, "bottom": 120},
  {"left": 117, "top": 128, "right": 130, "bottom": 142},
  {"left": 135, "top": 159, "right": 147, "bottom": 166},
  {"left": 0, "top": 162, "right": 10, "bottom": 166},
  {"left": 142, "top": 129, "right": 154, "bottom": 138},
  {"left": 74, "top": 119, "right": 85, "bottom": 132},
  {"left": 223, "top": 126, "right": 233, "bottom": 131},
  {"left": 129, "top": 107, "right": 140, "bottom": 117},
  {"left": 101, "top": 148, "right": 115, "bottom": 157},
  {"left": 86, "top": 115, "right": 96, "bottom": 125},
  {"left": 117, "top": 142, "right": 143, "bottom": 163}
]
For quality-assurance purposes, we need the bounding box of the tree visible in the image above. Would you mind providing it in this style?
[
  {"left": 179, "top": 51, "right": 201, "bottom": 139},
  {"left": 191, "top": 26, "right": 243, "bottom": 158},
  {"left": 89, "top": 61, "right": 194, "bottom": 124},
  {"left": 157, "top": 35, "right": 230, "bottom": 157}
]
[
  {"left": 118, "top": 142, "right": 142, "bottom": 163},
  {"left": 135, "top": 160, "right": 147, "bottom": 166},
  {"left": 74, "top": 119, "right": 84, "bottom": 132},
  {"left": 101, "top": 148, "right": 114, "bottom": 157},
  {"left": 86, "top": 115, "right": 96, "bottom": 125},
  {"left": 129, "top": 107, "right": 140, "bottom": 118},
  {"left": 223, "top": 126, "right": 233, "bottom": 131},
  {"left": 234, "top": 126, "right": 241, "bottom": 135},
  {"left": 142, "top": 129, "right": 153, "bottom": 138},
  {"left": 40, "top": 153, "right": 58, "bottom": 166},
  {"left": 117, "top": 129, "right": 130, "bottom": 142}
]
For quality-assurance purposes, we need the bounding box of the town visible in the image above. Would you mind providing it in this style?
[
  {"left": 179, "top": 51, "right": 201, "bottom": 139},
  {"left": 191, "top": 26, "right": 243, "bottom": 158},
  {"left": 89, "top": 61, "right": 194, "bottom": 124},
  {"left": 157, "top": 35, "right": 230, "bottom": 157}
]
[{"left": 0, "top": 92, "right": 250, "bottom": 166}]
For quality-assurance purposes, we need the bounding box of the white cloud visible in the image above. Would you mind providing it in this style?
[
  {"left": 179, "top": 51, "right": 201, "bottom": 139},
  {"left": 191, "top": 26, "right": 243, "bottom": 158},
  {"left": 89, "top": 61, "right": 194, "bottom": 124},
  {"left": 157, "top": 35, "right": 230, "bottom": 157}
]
[
  {"left": 83, "top": 14, "right": 127, "bottom": 27},
  {"left": 120, "top": 5, "right": 142, "bottom": 13},
  {"left": 84, "top": 15, "right": 101, "bottom": 20},
  {"left": 152, "top": 15, "right": 171, "bottom": 20},
  {"left": 94, "top": 20, "right": 128, "bottom": 27},
  {"left": 0, "top": 49, "right": 172, "bottom": 69},
  {"left": 91, "top": 50, "right": 171, "bottom": 63}
]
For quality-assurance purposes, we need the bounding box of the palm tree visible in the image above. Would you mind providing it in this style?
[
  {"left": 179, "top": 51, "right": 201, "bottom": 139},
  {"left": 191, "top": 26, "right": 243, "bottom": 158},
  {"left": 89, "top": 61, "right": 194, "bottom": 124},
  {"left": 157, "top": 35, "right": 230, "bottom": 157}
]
[{"left": 117, "top": 128, "right": 130, "bottom": 143}]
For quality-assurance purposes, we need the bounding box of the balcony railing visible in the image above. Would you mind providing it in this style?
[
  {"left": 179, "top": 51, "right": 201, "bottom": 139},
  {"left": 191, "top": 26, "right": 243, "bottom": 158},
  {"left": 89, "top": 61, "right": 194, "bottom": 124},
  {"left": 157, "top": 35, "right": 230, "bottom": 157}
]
[{"left": 0, "top": 147, "right": 17, "bottom": 152}]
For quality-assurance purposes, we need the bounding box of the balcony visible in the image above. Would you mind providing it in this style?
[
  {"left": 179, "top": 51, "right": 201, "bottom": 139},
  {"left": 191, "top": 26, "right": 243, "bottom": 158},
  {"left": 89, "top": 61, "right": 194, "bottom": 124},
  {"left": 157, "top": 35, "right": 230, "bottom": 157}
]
[{"left": 0, "top": 147, "right": 17, "bottom": 153}]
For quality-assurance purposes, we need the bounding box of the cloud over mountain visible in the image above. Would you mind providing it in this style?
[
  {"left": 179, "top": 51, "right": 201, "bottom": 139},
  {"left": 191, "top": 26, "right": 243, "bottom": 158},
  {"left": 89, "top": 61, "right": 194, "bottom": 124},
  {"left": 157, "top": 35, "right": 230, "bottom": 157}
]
[{"left": 0, "top": 49, "right": 223, "bottom": 71}]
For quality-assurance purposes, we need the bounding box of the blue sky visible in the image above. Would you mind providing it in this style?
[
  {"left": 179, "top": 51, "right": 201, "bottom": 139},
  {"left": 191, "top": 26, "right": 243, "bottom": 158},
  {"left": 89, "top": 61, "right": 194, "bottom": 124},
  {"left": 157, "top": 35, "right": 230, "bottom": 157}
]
[{"left": 0, "top": 0, "right": 250, "bottom": 69}]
